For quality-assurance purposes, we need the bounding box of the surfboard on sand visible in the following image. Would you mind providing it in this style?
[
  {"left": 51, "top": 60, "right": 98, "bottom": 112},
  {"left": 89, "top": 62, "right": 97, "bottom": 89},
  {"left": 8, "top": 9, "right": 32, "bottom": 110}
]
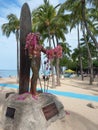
[{"left": 19, "top": 3, "right": 32, "bottom": 94}]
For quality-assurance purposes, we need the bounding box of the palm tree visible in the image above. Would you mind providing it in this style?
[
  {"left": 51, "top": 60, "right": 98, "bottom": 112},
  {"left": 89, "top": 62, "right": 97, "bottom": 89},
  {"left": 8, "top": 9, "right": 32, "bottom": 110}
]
[
  {"left": 60, "top": 0, "right": 98, "bottom": 48},
  {"left": 81, "top": 25, "right": 94, "bottom": 84},
  {"left": 31, "top": 0, "right": 68, "bottom": 87},
  {"left": 81, "top": 0, "right": 98, "bottom": 49},
  {"left": 59, "top": 0, "right": 85, "bottom": 80},
  {"left": 50, "top": 9, "right": 68, "bottom": 86},
  {"left": 77, "top": 25, "right": 84, "bottom": 80},
  {"left": 1, "top": 14, "right": 20, "bottom": 82},
  {"left": 32, "top": 0, "right": 57, "bottom": 87},
  {"left": 81, "top": 0, "right": 98, "bottom": 84},
  {"left": 59, "top": 0, "right": 98, "bottom": 83}
]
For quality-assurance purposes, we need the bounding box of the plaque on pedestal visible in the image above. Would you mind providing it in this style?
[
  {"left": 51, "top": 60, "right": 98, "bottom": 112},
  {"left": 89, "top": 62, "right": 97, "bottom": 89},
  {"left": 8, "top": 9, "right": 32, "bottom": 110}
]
[
  {"left": 42, "top": 102, "right": 59, "bottom": 120},
  {"left": 5, "top": 107, "right": 16, "bottom": 119}
]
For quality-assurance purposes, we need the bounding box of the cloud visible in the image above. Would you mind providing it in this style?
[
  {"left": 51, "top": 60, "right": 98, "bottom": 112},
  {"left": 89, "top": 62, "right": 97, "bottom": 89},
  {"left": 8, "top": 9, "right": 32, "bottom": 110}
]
[{"left": 0, "top": 0, "right": 60, "bottom": 69}]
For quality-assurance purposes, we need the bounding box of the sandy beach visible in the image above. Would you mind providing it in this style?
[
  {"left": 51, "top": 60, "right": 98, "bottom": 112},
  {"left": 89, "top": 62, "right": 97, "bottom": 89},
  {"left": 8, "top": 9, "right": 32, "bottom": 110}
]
[{"left": 0, "top": 76, "right": 98, "bottom": 130}]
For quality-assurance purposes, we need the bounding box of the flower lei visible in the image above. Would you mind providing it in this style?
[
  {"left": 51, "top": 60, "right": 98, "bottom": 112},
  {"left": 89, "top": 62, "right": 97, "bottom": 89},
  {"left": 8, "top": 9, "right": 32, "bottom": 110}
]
[
  {"left": 46, "top": 45, "right": 62, "bottom": 59},
  {"left": 25, "top": 32, "right": 62, "bottom": 59},
  {"left": 25, "top": 32, "right": 38, "bottom": 57}
]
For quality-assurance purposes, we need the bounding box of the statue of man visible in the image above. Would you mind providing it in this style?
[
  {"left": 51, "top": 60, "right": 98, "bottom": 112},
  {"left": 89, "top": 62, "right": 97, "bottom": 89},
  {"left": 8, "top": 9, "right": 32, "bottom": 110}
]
[
  {"left": 25, "top": 32, "right": 46, "bottom": 95},
  {"left": 25, "top": 32, "right": 62, "bottom": 96}
]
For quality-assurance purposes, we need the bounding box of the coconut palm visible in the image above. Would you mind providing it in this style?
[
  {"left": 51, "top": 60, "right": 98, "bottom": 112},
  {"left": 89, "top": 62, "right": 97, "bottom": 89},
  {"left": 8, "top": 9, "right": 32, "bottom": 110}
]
[
  {"left": 60, "top": 0, "right": 98, "bottom": 49},
  {"left": 32, "top": 0, "right": 68, "bottom": 87},
  {"left": 59, "top": 0, "right": 97, "bottom": 84},
  {"left": 81, "top": 0, "right": 98, "bottom": 84},
  {"left": 81, "top": 0, "right": 98, "bottom": 49},
  {"left": 32, "top": 0, "right": 57, "bottom": 87},
  {"left": 59, "top": 0, "right": 85, "bottom": 80},
  {"left": 50, "top": 9, "right": 68, "bottom": 86},
  {"left": 82, "top": 24, "right": 94, "bottom": 84},
  {"left": 1, "top": 14, "right": 20, "bottom": 82}
]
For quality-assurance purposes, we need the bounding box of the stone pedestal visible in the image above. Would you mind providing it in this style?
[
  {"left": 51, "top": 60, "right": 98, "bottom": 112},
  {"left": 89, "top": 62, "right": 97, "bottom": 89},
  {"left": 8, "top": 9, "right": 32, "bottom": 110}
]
[{"left": 2, "top": 93, "right": 65, "bottom": 130}]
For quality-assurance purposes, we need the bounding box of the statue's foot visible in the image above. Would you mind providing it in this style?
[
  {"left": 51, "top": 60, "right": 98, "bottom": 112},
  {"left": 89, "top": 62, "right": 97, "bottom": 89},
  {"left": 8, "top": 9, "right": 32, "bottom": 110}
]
[
  {"left": 30, "top": 92, "right": 39, "bottom": 100},
  {"left": 32, "top": 95, "right": 38, "bottom": 100}
]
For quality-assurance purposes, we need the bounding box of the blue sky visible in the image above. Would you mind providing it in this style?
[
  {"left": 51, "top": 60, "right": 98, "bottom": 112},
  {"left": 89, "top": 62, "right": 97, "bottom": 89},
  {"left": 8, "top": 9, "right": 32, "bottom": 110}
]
[{"left": 0, "top": 0, "right": 78, "bottom": 70}]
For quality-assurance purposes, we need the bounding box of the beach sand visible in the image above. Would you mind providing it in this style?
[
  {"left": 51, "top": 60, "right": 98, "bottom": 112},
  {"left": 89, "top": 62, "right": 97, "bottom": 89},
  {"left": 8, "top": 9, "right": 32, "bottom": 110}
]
[{"left": 0, "top": 76, "right": 98, "bottom": 130}]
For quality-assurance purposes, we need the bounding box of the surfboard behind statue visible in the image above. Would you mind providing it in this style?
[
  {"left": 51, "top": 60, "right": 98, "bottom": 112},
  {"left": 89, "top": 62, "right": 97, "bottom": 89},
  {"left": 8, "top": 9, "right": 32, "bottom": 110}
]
[{"left": 19, "top": 3, "right": 32, "bottom": 94}]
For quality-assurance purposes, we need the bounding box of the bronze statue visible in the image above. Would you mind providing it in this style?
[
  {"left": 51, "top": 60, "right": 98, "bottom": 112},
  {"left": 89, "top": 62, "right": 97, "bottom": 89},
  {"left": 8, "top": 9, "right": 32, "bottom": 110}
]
[
  {"left": 25, "top": 32, "right": 46, "bottom": 95},
  {"left": 25, "top": 32, "right": 62, "bottom": 95}
]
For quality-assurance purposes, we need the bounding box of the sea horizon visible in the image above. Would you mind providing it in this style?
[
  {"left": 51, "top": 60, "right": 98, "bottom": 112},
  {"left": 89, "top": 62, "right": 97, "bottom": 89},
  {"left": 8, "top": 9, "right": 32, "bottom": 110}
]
[
  {"left": 0, "top": 69, "right": 44, "bottom": 78},
  {"left": 0, "top": 69, "right": 17, "bottom": 78}
]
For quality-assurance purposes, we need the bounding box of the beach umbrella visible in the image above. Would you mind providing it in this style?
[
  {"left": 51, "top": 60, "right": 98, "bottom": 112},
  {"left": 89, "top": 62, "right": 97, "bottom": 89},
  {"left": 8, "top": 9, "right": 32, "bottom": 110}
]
[{"left": 65, "top": 69, "right": 75, "bottom": 73}]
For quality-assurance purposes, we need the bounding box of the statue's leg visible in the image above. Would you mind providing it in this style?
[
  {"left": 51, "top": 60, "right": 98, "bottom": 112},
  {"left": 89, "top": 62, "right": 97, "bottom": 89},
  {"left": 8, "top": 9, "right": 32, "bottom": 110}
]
[
  {"left": 31, "top": 73, "right": 38, "bottom": 95},
  {"left": 30, "top": 56, "right": 41, "bottom": 95}
]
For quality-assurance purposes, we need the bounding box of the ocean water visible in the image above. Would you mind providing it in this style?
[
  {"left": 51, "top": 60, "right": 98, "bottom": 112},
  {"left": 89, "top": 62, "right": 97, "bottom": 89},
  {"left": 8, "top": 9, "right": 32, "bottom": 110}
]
[
  {"left": 0, "top": 70, "right": 17, "bottom": 78},
  {"left": 0, "top": 69, "right": 43, "bottom": 78}
]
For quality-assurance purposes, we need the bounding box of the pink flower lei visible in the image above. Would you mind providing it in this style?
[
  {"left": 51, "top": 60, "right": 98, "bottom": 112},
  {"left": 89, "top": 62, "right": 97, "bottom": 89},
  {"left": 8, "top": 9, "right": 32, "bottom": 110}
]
[
  {"left": 46, "top": 45, "right": 62, "bottom": 59},
  {"left": 25, "top": 32, "right": 62, "bottom": 59},
  {"left": 25, "top": 32, "right": 38, "bottom": 57}
]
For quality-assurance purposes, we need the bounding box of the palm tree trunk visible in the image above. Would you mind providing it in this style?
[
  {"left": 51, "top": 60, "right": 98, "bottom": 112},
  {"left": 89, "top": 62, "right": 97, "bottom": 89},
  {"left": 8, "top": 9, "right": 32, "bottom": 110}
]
[
  {"left": 55, "top": 36, "right": 61, "bottom": 86},
  {"left": 77, "top": 25, "right": 84, "bottom": 80},
  {"left": 82, "top": 23, "right": 93, "bottom": 85},
  {"left": 52, "top": 35, "right": 61, "bottom": 86},
  {"left": 81, "top": 0, "right": 94, "bottom": 85},
  {"left": 50, "top": 59, "right": 55, "bottom": 88},
  {"left": 47, "top": 27, "right": 55, "bottom": 88},
  {"left": 56, "top": 58, "right": 60, "bottom": 86}
]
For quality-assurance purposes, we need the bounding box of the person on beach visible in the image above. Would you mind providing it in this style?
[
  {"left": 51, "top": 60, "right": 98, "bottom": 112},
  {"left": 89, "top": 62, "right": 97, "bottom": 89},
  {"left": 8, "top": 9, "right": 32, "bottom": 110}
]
[{"left": 25, "top": 32, "right": 46, "bottom": 95}]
